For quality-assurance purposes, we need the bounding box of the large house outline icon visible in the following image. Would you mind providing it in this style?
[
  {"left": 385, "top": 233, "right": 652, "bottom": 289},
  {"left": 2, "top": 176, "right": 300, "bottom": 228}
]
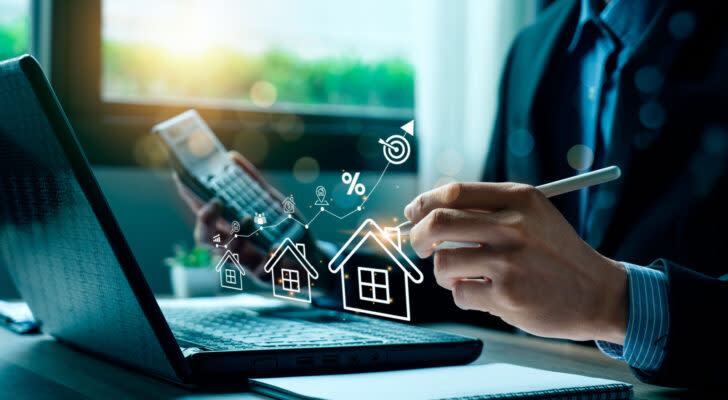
[
  {"left": 215, "top": 249, "right": 246, "bottom": 291},
  {"left": 329, "top": 219, "right": 423, "bottom": 321},
  {"left": 263, "top": 238, "right": 319, "bottom": 303}
]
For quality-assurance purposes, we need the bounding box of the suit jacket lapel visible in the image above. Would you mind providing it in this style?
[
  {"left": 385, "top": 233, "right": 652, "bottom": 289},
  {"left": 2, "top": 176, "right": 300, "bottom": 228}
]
[{"left": 506, "top": 0, "right": 579, "bottom": 185}]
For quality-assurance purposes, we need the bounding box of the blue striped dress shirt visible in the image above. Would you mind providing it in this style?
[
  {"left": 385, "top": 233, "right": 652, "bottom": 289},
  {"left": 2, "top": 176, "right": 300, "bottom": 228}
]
[{"left": 596, "top": 263, "right": 670, "bottom": 372}]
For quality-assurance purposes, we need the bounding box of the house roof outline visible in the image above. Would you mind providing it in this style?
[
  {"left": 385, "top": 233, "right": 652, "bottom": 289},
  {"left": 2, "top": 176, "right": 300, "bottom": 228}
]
[
  {"left": 215, "top": 250, "right": 246, "bottom": 275},
  {"left": 263, "top": 237, "right": 319, "bottom": 279},
  {"left": 328, "top": 219, "right": 423, "bottom": 283}
]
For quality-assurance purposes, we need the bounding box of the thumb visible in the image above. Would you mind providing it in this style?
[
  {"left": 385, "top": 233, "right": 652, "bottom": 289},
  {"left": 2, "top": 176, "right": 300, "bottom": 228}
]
[
  {"left": 194, "top": 199, "right": 224, "bottom": 245},
  {"left": 196, "top": 198, "right": 223, "bottom": 226}
]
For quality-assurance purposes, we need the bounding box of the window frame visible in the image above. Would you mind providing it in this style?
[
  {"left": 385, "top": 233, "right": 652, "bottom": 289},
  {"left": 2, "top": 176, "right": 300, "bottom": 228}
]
[
  {"left": 225, "top": 269, "right": 237, "bottom": 284},
  {"left": 48, "top": 0, "right": 416, "bottom": 170},
  {"left": 281, "top": 268, "right": 300, "bottom": 292},
  {"left": 358, "top": 267, "right": 390, "bottom": 304}
]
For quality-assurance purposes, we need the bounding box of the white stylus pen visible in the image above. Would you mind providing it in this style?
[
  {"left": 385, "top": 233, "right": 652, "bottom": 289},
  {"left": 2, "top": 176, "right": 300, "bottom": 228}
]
[
  {"left": 535, "top": 165, "right": 621, "bottom": 198},
  {"left": 398, "top": 165, "right": 621, "bottom": 234}
]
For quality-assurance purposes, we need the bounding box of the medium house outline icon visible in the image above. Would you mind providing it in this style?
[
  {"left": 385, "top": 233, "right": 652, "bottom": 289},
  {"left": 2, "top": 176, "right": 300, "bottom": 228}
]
[
  {"left": 263, "top": 238, "right": 318, "bottom": 303},
  {"left": 328, "top": 219, "right": 423, "bottom": 321},
  {"left": 215, "top": 249, "right": 246, "bottom": 291}
]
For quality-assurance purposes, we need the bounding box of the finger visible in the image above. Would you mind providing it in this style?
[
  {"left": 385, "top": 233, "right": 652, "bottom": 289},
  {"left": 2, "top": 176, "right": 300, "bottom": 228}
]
[
  {"left": 451, "top": 279, "right": 497, "bottom": 312},
  {"left": 405, "top": 182, "right": 535, "bottom": 223},
  {"left": 229, "top": 151, "right": 285, "bottom": 201},
  {"left": 229, "top": 151, "right": 263, "bottom": 182},
  {"left": 194, "top": 199, "right": 223, "bottom": 245},
  {"left": 175, "top": 174, "right": 205, "bottom": 211},
  {"left": 408, "top": 208, "right": 512, "bottom": 258},
  {"left": 433, "top": 246, "right": 503, "bottom": 289}
]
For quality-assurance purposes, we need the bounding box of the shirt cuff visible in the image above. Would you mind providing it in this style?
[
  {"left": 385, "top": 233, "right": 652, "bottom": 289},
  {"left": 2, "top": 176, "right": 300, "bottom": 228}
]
[{"left": 596, "top": 262, "right": 670, "bottom": 372}]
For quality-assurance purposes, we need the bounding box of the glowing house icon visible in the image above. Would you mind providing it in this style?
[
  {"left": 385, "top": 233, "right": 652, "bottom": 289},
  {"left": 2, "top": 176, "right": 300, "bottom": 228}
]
[
  {"left": 329, "top": 219, "right": 423, "bottom": 321},
  {"left": 215, "top": 250, "right": 245, "bottom": 291},
  {"left": 263, "top": 238, "right": 318, "bottom": 303}
]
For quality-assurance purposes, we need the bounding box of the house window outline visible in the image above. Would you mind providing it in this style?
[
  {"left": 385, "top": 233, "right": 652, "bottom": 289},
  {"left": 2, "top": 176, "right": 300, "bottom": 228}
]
[
  {"left": 225, "top": 269, "right": 237, "bottom": 284},
  {"left": 328, "top": 219, "right": 425, "bottom": 322},
  {"left": 281, "top": 268, "right": 301, "bottom": 293},
  {"left": 215, "top": 249, "right": 245, "bottom": 291},
  {"left": 358, "top": 267, "right": 390, "bottom": 304}
]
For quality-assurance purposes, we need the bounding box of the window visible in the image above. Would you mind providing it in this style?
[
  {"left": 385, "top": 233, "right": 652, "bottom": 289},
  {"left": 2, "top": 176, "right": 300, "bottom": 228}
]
[
  {"left": 225, "top": 269, "right": 237, "bottom": 284},
  {"left": 281, "top": 269, "right": 300, "bottom": 292},
  {"left": 358, "top": 267, "right": 390, "bottom": 304},
  {"left": 50, "top": 1, "right": 417, "bottom": 170},
  {"left": 101, "top": 0, "right": 415, "bottom": 115},
  {"left": 0, "top": 0, "right": 30, "bottom": 60}
]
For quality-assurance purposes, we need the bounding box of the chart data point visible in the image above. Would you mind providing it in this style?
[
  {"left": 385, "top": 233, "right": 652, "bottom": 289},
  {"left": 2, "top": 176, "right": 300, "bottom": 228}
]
[
  {"left": 305, "top": 225, "right": 309, "bottom": 229},
  {"left": 320, "top": 207, "right": 325, "bottom": 211},
  {"left": 288, "top": 214, "right": 292, "bottom": 219},
  {"left": 357, "top": 206, "right": 362, "bottom": 211}
]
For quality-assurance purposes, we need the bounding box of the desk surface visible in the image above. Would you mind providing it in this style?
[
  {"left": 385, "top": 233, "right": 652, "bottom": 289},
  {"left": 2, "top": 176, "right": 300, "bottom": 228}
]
[{"left": 0, "top": 323, "right": 707, "bottom": 399}]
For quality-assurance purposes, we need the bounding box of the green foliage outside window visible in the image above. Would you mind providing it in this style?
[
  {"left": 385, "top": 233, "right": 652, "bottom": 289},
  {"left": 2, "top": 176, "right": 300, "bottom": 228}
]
[
  {"left": 102, "top": 41, "right": 415, "bottom": 110},
  {"left": 0, "top": 16, "right": 28, "bottom": 61}
]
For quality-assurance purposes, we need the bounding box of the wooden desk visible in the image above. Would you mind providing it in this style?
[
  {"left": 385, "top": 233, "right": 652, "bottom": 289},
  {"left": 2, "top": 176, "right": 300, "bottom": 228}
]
[{"left": 0, "top": 324, "right": 707, "bottom": 399}]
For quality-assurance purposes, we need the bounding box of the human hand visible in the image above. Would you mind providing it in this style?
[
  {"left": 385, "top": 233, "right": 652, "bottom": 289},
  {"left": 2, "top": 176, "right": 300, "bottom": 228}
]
[
  {"left": 404, "top": 182, "right": 628, "bottom": 344},
  {"left": 175, "top": 151, "right": 285, "bottom": 287}
]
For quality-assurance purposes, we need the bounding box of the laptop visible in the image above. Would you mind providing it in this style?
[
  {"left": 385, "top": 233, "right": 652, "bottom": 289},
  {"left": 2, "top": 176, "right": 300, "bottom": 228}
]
[{"left": 0, "top": 55, "right": 482, "bottom": 385}]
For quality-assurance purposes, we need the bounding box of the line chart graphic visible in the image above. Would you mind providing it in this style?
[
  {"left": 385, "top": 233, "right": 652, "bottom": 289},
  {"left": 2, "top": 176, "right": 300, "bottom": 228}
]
[{"left": 216, "top": 162, "right": 391, "bottom": 249}]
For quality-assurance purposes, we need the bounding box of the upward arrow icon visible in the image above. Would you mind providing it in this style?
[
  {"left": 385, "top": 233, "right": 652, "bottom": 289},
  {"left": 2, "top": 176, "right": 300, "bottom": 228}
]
[{"left": 400, "top": 120, "right": 414, "bottom": 136}]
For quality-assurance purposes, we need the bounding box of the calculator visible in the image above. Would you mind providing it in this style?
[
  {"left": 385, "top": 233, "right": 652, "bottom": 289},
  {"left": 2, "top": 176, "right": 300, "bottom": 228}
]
[{"left": 152, "top": 110, "right": 305, "bottom": 251}]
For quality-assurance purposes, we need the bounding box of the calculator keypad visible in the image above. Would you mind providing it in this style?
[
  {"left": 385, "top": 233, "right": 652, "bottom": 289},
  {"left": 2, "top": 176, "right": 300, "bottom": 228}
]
[{"left": 207, "top": 164, "right": 291, "bottom": 246}]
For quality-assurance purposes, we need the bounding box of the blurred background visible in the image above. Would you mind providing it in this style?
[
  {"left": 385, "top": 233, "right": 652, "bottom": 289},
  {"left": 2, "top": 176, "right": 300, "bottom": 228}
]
[{"left": 0, "top": 0, "right": 547, "bottom": 297}]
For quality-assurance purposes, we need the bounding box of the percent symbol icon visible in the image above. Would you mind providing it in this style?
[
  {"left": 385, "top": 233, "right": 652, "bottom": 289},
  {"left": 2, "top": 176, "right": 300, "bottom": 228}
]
[{"left": 341, "top": 172, "right": 366, "bottom": 195}]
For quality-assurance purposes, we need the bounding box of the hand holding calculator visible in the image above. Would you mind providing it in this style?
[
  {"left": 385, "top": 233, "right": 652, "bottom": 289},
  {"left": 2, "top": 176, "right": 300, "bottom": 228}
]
[{"left": 152, "top": 110, "right": 306, "bottom": 255}]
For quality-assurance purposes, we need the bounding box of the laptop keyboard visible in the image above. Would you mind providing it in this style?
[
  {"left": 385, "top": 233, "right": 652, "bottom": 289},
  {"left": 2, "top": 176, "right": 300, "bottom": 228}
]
[{"left": 162, "top": 306, "right": 467, "bottom": 351}]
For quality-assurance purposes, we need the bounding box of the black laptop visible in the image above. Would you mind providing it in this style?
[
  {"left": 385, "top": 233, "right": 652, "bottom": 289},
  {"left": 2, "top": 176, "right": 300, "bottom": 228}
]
[{"left": 0, "top": 55, "right": 482, "bottom": 385}]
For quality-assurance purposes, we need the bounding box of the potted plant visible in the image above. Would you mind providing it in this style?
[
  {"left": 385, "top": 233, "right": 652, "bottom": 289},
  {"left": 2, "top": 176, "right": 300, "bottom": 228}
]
[{"left": 165, "top": 244, "right": 219, "bottom": 298}]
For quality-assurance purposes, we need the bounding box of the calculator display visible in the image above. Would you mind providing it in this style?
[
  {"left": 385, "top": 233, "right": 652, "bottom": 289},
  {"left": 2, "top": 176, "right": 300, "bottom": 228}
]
[{"left": 173, "top": 128, "right": 221, "bottom": 167}]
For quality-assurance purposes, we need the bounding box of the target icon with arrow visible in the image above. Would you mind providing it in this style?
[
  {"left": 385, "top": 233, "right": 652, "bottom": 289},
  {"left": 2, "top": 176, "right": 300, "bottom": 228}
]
[{"left": 378, "top": 120, "right": 414, "bottom": 165}]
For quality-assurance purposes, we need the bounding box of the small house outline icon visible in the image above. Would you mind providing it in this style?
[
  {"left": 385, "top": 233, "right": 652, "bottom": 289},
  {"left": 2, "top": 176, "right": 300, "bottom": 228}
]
[
  {"left": 263, "top": 238, "right": 318, "bottom": 303},
  {"left": 282, "top": 195, "right": 295, "bottom": 214},
  {"left": 215, "top": 250, "right": 246, "bottom": 291},
  {"left": 328, "top": 219, "right": 423, "bottom": 321}
]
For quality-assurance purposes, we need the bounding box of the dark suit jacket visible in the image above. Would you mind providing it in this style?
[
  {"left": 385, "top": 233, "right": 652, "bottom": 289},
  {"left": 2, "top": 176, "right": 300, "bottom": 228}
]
[{"left": 484, "top": 0, "right": 728, "bottom": 387}]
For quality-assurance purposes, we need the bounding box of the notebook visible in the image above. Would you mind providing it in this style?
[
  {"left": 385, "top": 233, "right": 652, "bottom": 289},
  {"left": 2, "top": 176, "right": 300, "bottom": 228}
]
[{"left": 249, "top": 363, "right": 632, "bottom": 400}]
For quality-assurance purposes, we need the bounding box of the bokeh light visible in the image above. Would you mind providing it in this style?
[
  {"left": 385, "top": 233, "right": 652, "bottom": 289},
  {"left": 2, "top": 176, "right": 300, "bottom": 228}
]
[
  {"left": 567, "top": 144, "right": 594, "bottom": 171},
  {"left": 292, "top": 156, "right": 320, "bottom": 183},
  {"left": 702, "top": 125, "right": 728, "bottom": 156},
  {"left": 250, "top": 80, "right": 277, "bottom": 108},
  {"left": 276, "top": 114, "right": 305, "bottom": 142},
  {"left": 508, "top": 129, "right": 534, "bottom": 157},
  {"left": 133, "top": 134, "right": 167, "bottom": 167},
  {"left": 639, "top": 101, "right": 666, "bottom": 130},
  {"left": 668, "top": 11, "right": 696, "bottom": 40},
  {"left": 188, "top": 130, "right": 216, "bottom": 157},
  {"left": 436, "top": 149, "right": 464, "bottom": 177}
]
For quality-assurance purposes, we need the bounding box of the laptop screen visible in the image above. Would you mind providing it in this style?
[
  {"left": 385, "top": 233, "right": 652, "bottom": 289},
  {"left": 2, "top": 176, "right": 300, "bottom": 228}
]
[{"left": 0, "top": 56, "right": 183, "bottom": 380}]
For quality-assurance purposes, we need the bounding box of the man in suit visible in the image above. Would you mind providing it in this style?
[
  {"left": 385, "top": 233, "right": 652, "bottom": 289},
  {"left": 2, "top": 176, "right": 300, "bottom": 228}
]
[
  {"left": 405, "top": 0, "right": 728, "bottom": 388},
  {"left": 180, "top": 0, "right": 727, "bottom": 388}
]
